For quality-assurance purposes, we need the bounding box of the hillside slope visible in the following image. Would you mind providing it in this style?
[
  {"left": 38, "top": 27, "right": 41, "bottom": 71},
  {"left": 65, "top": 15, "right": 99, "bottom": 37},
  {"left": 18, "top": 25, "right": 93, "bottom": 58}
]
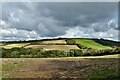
[
  {"left": 1, "top": 38, "right": 119, "bottom": 50},
  {"left": 72, "top": 38, "right": 112, "bottom": 49}
]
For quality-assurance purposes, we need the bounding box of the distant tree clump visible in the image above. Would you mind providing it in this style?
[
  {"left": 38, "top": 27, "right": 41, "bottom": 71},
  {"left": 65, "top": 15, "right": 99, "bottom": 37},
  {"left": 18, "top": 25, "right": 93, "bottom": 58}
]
[
  {"left": 65, "top": 39, "right": 76, "bottom": 45},
  {"left": 93, "top": 39, "right": 120, "bottom": 47}
]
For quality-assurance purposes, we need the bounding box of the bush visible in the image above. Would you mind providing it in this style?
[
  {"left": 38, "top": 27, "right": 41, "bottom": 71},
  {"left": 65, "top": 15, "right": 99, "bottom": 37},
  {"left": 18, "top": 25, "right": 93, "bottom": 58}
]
[
  {"left": 65, "top": 39, "right": 76, "bottom": 45},
  {"left": 67, "top": 50, "right": 74, "bottom": 57},
  {"left": 11, "top": 51, "right": 20, "bottom": 58},
  {"left": 73, "top": 49, "right": 83, "bottom": 56},
  {"left": 77, "top": 44, "right": 87, "bottom": 49},
  {"left": 42, "top": 50, "right": 65, "bottom": 58}
]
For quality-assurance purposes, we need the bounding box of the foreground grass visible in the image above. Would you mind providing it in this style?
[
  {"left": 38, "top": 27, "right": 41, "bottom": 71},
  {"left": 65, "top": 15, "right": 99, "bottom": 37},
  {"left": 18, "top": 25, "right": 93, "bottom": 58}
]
[
  {"left": 2, "top": 60, "right": 26, "bottom": 78},
  {"left": 73, "top": 38, "right": 112, "bottom": 49},
  {"left": 90, "top": 69, "right": 120, "bottom": 79},
  {"left": 3, "top": 61, "right": 25, "bottom": 71}
]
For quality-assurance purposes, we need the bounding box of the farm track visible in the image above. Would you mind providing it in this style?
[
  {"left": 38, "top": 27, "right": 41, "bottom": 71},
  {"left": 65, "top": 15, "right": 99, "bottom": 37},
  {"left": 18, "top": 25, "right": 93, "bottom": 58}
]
[{"left": 2, "top": 58, "right": 120, "bottom": 79}]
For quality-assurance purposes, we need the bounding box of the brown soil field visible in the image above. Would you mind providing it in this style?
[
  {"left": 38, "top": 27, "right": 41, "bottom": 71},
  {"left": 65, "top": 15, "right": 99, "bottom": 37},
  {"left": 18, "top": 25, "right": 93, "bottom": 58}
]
[
  {"left": 2, "top": 58, "right": 120, "bottom": 79},
  {"left": 25, "top": 45, "right": 79, "bottom": 50}
]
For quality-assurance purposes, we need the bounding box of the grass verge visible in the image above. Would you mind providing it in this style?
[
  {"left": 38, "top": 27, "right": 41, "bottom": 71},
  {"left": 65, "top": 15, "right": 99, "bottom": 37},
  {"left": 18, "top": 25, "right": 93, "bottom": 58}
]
[{"left": 90, "top": 69, "right": 120, "bottom": 80}]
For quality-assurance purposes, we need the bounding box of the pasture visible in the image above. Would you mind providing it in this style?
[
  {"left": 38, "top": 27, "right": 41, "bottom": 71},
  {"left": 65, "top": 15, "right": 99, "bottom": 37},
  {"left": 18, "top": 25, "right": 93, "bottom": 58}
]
[{"left": 73, "top": 38, "right": 112, "bottom": 49}]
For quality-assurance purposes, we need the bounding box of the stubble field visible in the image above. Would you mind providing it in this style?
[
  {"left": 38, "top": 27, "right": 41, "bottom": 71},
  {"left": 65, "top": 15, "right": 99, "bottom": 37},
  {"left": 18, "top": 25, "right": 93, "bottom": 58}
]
[{"left": 25, "top": 45, "right": 79, "bottom": 50}]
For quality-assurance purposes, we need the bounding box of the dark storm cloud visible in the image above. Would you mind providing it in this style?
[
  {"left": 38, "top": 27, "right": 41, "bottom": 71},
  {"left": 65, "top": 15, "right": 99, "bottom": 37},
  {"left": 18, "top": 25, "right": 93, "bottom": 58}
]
[
  {"left": 1, "top": 2, "right": 118, "bottom": 41},
  {"left": 39, "top": 3, "right": 117, "bottom": 26}
]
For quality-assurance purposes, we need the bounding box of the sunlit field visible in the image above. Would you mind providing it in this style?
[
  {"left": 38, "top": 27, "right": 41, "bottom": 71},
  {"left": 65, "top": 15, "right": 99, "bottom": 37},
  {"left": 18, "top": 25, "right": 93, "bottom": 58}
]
[
  {"left": 0, "top": 43, "right": 30, "bottom": 49},
  {"left": 73, "top": 38, "right": 112, "bottom": 49},
  {"left": 25, "top": 45, "right": 79, "bottom": 50}
]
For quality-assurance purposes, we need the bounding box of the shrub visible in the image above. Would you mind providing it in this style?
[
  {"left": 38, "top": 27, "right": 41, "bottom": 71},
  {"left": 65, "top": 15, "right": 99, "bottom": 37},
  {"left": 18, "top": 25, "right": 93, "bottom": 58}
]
[
  {"left": 11, "top": 51, "right": 20, "bottom": 58},
  {"left": 77, "top": 44, "right": 87, "bottom": 49},
  {"left": 65, "top": 39, "right": 76, "bottom": 45},
  {"left": 73, "top": 49, "right": 83, "bottom": 56}
]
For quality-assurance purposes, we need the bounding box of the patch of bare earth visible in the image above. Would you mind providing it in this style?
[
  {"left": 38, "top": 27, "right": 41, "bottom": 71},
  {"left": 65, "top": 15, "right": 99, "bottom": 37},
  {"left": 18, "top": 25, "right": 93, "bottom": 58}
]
[{"left": 2, "top": 58, "right": 120, "bottom": 79}]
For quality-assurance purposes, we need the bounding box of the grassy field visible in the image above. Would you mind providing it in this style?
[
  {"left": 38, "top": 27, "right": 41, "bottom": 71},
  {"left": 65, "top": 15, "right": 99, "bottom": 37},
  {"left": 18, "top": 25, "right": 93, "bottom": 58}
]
[
  {"left": 0, "top": 43, "right": 30, "bottom": 49},
  {"left": 91, "top": 69, "right": 120, "bottom": 79},
  {"left": 25, "top": 45, "right": 79, "bottom": 50},
  {"left": 2, "top": 57, "right": 120, "bottom": 79},
  {"left": 73, "top": 38, "right": 112, "bottom": 49}
]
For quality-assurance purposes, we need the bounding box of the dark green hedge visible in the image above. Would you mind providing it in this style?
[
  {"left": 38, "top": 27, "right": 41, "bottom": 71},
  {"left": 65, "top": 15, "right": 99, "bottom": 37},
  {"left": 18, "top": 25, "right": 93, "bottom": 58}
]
[{"left": 1, "top": 47, "right": 120, "bottom": 58}]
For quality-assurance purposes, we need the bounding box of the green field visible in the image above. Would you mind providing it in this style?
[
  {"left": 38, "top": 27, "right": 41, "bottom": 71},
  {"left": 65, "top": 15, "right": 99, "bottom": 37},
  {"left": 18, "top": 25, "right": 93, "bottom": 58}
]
[{"left": 73, "top": 38, "right": 112, "bottom": 49}]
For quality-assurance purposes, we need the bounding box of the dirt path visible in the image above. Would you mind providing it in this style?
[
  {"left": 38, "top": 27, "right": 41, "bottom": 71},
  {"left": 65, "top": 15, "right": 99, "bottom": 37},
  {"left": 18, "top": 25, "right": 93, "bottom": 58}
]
[{"left": 2, "top": 57, "right": 120, "bottom": 79}]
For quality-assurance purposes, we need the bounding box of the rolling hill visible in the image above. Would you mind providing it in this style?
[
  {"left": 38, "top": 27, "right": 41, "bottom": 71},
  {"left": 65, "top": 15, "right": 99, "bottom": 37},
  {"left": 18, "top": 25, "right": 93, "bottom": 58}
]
[{"left": 0, "top": 38, "right": 119, "bottom": 50}]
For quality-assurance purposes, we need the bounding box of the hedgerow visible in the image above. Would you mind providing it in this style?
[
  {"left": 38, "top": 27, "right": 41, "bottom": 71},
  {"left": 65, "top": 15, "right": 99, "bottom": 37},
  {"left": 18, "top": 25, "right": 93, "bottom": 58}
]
[{"left": 1, "top": 47, "right": 120, "bottom": 58}]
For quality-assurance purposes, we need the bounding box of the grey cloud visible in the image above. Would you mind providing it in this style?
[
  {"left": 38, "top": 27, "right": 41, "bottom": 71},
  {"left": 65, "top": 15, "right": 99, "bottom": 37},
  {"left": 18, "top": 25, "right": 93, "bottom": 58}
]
[
  {"left": 38, "top": 2, "right": 117, "bottom": 26},
  {"left": 1, "top": 2, "right": 119, "bottom": 41}
]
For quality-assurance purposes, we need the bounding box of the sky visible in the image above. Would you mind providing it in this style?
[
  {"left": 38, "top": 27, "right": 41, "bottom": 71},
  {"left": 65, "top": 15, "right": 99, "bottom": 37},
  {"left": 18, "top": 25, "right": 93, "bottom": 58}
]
[{"left": 0, "top": 2, "right": 119, "bottom": 41}]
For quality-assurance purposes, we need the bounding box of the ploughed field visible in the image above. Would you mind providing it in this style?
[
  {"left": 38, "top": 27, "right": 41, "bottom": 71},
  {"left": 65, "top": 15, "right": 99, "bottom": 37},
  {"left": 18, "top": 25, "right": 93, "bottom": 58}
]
[{"left": 2, "top": 57, "right": 120, "bottom": 79}]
